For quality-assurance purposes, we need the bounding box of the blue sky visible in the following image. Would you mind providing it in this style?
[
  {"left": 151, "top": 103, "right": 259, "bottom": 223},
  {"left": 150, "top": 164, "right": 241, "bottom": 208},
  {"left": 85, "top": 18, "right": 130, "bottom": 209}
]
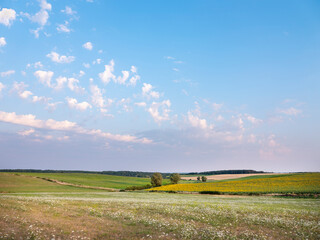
[{"left": 0, "top": 0, "right": 319, "bottom": 172}]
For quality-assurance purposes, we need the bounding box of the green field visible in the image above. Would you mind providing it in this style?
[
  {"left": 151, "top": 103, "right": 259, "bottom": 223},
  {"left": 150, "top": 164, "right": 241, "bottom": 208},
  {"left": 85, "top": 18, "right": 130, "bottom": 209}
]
[
  {"left": 0, "top": 173, "right": 105, "bottom": 193},
  {"left": 5, "top": 172, "right": 169, "bottom": 190},
  {"left": 151, "top": 173, "right": 320, "bottom": 194}
]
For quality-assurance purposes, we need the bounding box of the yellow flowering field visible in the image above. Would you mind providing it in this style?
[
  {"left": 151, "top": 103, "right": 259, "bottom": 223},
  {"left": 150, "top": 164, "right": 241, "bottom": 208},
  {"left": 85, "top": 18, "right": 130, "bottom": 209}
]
[{"left": 150, "top": 173, "right": 320, "bottom": 193}]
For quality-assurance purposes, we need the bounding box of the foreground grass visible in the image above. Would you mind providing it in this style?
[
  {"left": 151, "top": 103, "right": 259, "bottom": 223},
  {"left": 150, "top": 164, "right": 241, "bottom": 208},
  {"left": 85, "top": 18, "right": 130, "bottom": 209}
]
[
  {"left": 150, "top": 173, "right": 320, "bottom": 194},
  {"left": 0, "top": 192, "right": 319, "bottom": 239}
]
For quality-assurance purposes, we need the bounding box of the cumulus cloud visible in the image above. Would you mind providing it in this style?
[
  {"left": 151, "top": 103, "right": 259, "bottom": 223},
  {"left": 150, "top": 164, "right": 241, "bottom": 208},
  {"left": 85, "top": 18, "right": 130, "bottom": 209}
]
[
  {"left": 34, "top": 70, "right": 54, "bottom": 87},
  {"left": 67, "top": 78, "right": 85, "bottom": 93},
  {"left": 22, "top": 0, "right": 51, "bottom": 38},
  {"left": 12, "top": 82, "right": 33, "bottom": 99},
  {"left": 82, "top": 41, "right": 93, "bottom": 50},
  {"left": 0, "top": 37, "right": 6, "bottom": 47},
  {"left": 142, "top": 83, "right": 160, "bottom": 99},
  {"left": 99, "top": 60, "right": 115, "bottom": 84},
  {"left": 90, "top": 84, "right": 113, "bottom": 113},
  {"left": 55, "top": 76, "right": 67, "bottom": 90},
  {"left": 0, "top": 70, "right": 15, "bottom": 77},
  {"left": 0, "top": 8, "right": 16, "bottom": 26},
  {"left": 66, "top": 97, "right": 92, "bottom": 111},
  {"left": 187, "top": 112, "right": 213, "bottom": 130},
  {"left": 148, "top": 100, "right": 171, "bottom": 123},
  {"left": 61, "top": 6, "right": 76, "bottom": 16},
  {"left": 115, "top": 71, "right": 129, "bottom": 84},
  {"left": 46, "top": 51, "right": 75, "bottom": 63},
  {"left": 0, "top": 111, "right": 151, "bottom": 144},
  {"left": 57, "top": 22, "right": 70, "bottom": 33}
]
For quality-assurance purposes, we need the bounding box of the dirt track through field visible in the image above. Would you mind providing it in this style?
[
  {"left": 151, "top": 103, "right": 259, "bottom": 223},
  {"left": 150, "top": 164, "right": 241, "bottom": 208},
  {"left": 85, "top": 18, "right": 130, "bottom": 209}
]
[{"left": 181, "top": 173, "right": 284, "bottom": 181}]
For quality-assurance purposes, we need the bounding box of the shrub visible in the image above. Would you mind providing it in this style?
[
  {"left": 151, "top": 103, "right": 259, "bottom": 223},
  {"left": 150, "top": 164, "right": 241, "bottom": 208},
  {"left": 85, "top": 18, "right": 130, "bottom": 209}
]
[
  {"left": 151, "top": 173, "right": 163, "bottom": 187},
  {"left": 170, "top": 173, "right": 181, "bottom": 184},
  {"left": 201, "top": 176, "right": 207, "bottom": 182}
]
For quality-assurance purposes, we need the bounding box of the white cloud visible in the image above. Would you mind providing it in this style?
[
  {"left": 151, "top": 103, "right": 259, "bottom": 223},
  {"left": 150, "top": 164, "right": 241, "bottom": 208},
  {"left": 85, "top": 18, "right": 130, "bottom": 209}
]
[
  {"left": 99, "top": 60, "right": 115, "bottom": 84},
  {"left": 142, "top": 83, "right": 160, "bottom": 99},
  {"left": 135, "top": 102, "right": 146, "bottom": 107},
  {"left": 18, "top": 128, "right": 35, "bottom": 136},
  {"left": 34, "top": 70, "right": 54, "bottom": 87},
  {"left": 187, "top": 112, "right": 213, "bottom": 130},
  {"left": 90, "top": 84, "right": 105, "bottom": 109},
  {"left": 245, "top": 114, "right": 263, "bottom": 125},
  {"left": 0, "top": 111, "right": 151, "bottom": 144},
  {"left": 148, "top": 100, "right": 171, "bottom": 123},
  {"left": 131, "top": 66, "right": 137, "bottom": 73},
  {"left": 27, "top": 61, "right": 43, "bottom": 69},
  {"left": 12, "top": 82, "right": 33, "bottom": 99},
  {"left": 0, "top": 70, "right": 15, "bottom": 77},
  {"left": 57, "top": 22, "right": 70, "bottom": 33},
  {"left": 82, "top": 41, "right": 93, "bottom": 50},
  {"left": 83, "top": 63, "right": 90, "bottom": 68},
  {"left": 61, "top": 6, "right": 76, "bottom": 15},
  {"left": 0, "top": 37, "right": 6, "bottom": 47},
  {"left": 279, "top": 107, "right": 302, "bottom": 116},
  {"left": 19, "top": 90, "right": 33, "bottom": 99},
  {"left": 79, "top": 70, "right": 85, "bottom": 77},
  {"left": 46, "top": 51, "right": 75, "bottom": 63},
  {"left": 55, "top": 76, "right": 67, "bottom": 90},
  {"left": 66, "top": 97, "right": 92, "bottom": 111},
  {"left": 67, "top": 78, "right": 85, "bottom": 93},
  {"left": 32, "top": 95, "right": 51, "bottom": 104},
  {"left": 0, "top": 8, "right": 16, "bottom": 26},
  {"left": 172, "top": 68, "right": 179, "bottom": 72},
  {"left": 115, "top": 70, "right": 129, "bottom": 84},
  {"left": 93, "top": 58, "right": 102, "bottom": 65}
]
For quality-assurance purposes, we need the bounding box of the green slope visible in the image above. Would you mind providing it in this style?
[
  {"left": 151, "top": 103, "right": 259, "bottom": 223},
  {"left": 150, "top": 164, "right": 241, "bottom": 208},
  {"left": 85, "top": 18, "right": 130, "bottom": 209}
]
[
  {"left": 0, "top": 173, "right": 104, "bottom": 193},
  {"left": 7, "top": 172, "right": 172, "bottom": 190}
]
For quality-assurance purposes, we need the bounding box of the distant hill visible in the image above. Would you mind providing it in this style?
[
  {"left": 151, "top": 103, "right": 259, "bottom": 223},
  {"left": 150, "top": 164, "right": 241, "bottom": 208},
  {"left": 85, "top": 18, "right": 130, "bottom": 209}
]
[
  {"left": 0, "top": 169, "right": 266, "bottom": 178},
  {"left": 185, "top": 170, "right": 266, "bottom": 175}
]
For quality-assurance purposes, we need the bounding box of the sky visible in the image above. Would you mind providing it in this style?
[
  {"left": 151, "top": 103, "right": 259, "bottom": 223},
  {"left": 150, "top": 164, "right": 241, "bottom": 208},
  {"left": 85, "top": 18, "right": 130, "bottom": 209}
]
[{"left": 0, "top": 0, "right": 319, "bottom": 172}]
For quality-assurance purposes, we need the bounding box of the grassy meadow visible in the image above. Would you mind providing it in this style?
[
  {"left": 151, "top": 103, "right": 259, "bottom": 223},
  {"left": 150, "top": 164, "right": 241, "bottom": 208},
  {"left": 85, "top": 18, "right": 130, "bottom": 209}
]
[{"left": 1, "top": 172, "right": 320, "bottom": 239}]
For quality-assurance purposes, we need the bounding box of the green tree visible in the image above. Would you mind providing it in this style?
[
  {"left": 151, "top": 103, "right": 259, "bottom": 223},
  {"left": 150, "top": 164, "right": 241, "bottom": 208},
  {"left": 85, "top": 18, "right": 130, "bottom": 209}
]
[
  {"left": 201, "top": 176, "right": 207, "bottom": 182},
  {"left": 170, "top": 173, "right": 181, "bottom": 184},
  {"left": 197, "top": 176, "right": 201, "bottom": 181},
  {"left": 151, "top": 172, "right": 163, "bottom": 187}
]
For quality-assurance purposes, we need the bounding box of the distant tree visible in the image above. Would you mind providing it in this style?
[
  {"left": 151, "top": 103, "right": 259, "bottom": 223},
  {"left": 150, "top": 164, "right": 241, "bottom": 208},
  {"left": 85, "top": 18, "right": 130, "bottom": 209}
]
[
  {"left": 201, "top": 176, "right": 207, "bottom": 182},
  {"left": 197, "top": 176, "right": 201, "bottom": 181},
  {"left": 151, "top": 173, "right": 163, "bottom": 187},
  {"left": 170, "top": 173, "right": 181, "bottom": 184}
]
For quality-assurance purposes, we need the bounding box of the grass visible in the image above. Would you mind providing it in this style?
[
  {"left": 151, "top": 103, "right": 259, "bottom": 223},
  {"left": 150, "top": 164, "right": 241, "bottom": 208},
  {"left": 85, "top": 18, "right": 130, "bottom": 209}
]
[
  {"left": 150, "top": 173, "right": 320, "bottom": 194},
  {"left": 0, "top": 173, "right": 104, "bottom": 193},
  {"left": 3, "top": 172, "right": 194, "bottom": 190},
  {"left": 0, "top": 192, "right": 319, "bottom": 239},
  {"left": 5, "top": 172, "right": 164, "bottom": 190}
]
